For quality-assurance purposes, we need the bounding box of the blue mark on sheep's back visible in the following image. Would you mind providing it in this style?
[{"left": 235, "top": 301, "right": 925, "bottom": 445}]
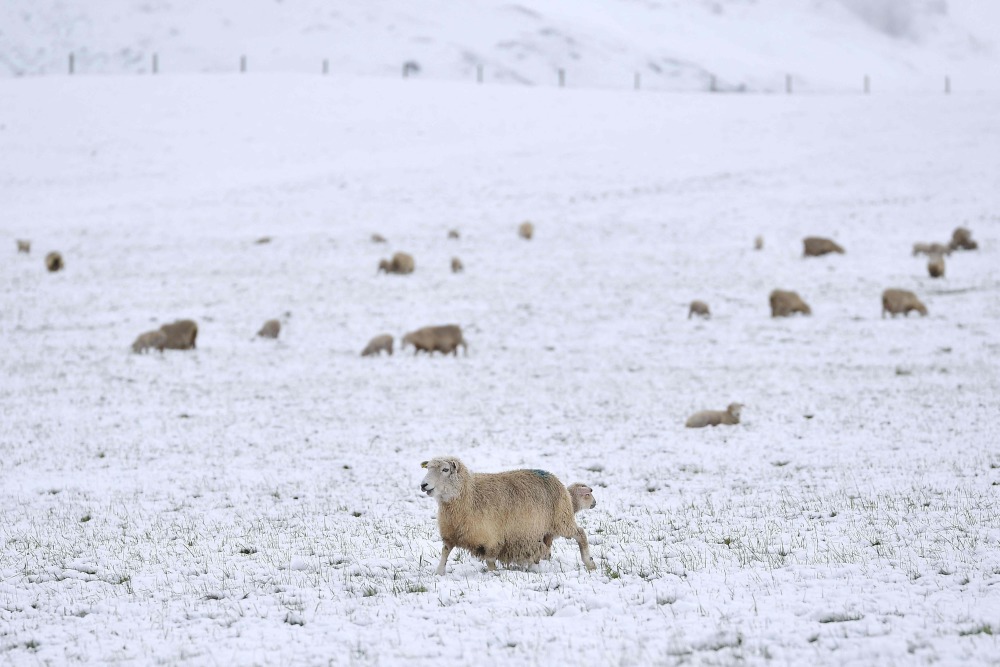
[{"left": 530, "top": 469, "right": 551, "bottom": 478}]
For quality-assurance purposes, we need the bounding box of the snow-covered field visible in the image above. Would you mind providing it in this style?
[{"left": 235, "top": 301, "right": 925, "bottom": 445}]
[{"left": 2, "top": 71, "right": 1000, "bottom": 664}]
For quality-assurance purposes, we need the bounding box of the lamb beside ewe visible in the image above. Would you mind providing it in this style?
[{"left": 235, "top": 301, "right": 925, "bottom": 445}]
[
  {"left": 518, "top": 221, "right": 534, "bottom": 240},
  {"left": 402, "top": 325, "right": 467, "bottom": 356},
  {"left": 532, "top": 483, "right": 598, "bottom": 563},
  {"left": 159, "top": 319, "right": 198, "bottom": 350},
  {"left": 950, "top": 227, "right": 977, "bottom": 251},
  {"left": 882, "top": 289, "right": 927, "bottom": 318},
  {"left": 16, "top": 239, "right": 31, "bottom": 254},
  {"left": 378, "top": 252, "right": 415, "bottom": 274},
  {"left": 420, "top": 457, "right": 596, "bottom": 574},
  {"left": 927, "top": 255, "right": 945, "bottom": 278},
  {"left": 769, "top": 289, "right": 811, "bottom": 317},
  {"left": 361, "top": 334, "right": 394, "bottom": 357},
  {"left": 257, "top": 319, "right": 281, "bottom": 339},
  {"left": 685, "top": 403, "right": 743, "bottom": 428},
  {"left": 688, "top": 300, "right": 710, "bottom": 319},
  {"left": 45, "top": 251, "right": 64, "bottom": 272},
  {"left": 131, "top": 330, "right": 168, "bottom": 354},
  {"left": 803, "top": 236, "right": 845, "bottom": 257}
]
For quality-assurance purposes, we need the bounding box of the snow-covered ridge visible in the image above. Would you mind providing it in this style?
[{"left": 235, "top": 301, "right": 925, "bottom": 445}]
[{"left": 1, "top": 0, "right": 998, "bottom": 91}]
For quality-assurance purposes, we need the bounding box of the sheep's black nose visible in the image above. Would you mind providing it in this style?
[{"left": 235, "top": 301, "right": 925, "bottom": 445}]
[{"left": 420, "top": 482, "right": 428, "bottom": 491}]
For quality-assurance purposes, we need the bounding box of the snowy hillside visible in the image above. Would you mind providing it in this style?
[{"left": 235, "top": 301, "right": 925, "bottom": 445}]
[{"left": 1, "top": 0, "right": 999, "bottom": 91}]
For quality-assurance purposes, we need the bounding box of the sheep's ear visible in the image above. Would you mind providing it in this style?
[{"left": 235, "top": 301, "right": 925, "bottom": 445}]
[
  {"left": 420, "top": 461, "right": 429, "bottom": 469},
  {"left": 446, "top": 459, "right": 458, "bottom": 472}
]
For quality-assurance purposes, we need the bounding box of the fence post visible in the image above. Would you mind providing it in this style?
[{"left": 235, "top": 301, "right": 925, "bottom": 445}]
[
  {"left": 634, "top": 72, "right": 640, "bottom": 90},
  {"left": 240, "top": 55, "right": 247, "bottom": 73},
  {"left": 864, "top": 75, "right": 870, "bottom": 94},
  {"left": 152, "top": 53, "right": 158, "bottom": 74},
  {"left": 69, "top": 53, "right": 74, "bottom": 75},
  {"left": 477, "top": 64, "right": 483, "bottom": 84},
  {"left": 945, "top": 75, "right": 950, "bottom": 94},
  {"left": 323, "top": 59, "right": 329, "bottom": 75},
  {"left": 786, "top": 74, "right": 792, "bottom": 94}
]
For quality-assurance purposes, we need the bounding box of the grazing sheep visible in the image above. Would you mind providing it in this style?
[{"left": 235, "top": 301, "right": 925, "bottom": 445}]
[
  {"left": 912, "top": 242, "right": 951, "bottom": 257},
  {"left": 685, "top": 403, "right": 743, "bottom": 428},
  {"left": 257, "top": 319, "right": 281, "bottom": 339},
  {"left": 518, "top": 221, "right": 534, "bottom": 240},
  {"left": 803, "top": 236, "right": 845, "bottom": 257},
  {"left": 45, "top": 251, "right": 64, "bottom": 272},
  {"left": 688, "top": 300, "right": 710, "bottom": 319},
  {"left": 769, "top": 289, "right": 811, "bottom": 317},
  {"left": 402, "top": 325, "right": 467, "bottom": 356},
  {"left": 451, "top": 257, "right": 464, "bottom": 273},
  {"left": 927, "top": 255, "right": 945, "bottom": 278},
  {"left": 950, "top": 227, "right": 977, "bottom": 251},
  {"left": 448, "top": 229, "right": 460, "bottom": 239},
  {"left": 882, "top": 288, "right": 927, "bottom": 318},
  {"left": 361, "top": 334, "right": 394, "bottom": 357},
  {"left": 16, "top": 239, "right": 31, "bottom": 254},
  {"left": 159, "top": 319, "right": 198, "bottom": 350},
  {"left": 420, "top": 457, "right": 596, "bottom": 574},
  {"left": 371, "top": 233, "right": 388, "bottom": 244},
  {"left": 131, "top": 330, "right": 168, "bottom": 354},
  {"left": 377, "top": 252, "right": 415, "bottom": 274},
  {"left": 754, "top": 235, "right": 763, "bottom": 251}
]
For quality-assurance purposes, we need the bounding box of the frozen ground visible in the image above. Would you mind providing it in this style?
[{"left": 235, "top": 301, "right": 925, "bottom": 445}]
[{"left": 1, "top": 73, "right": 999, "bottom": 664}]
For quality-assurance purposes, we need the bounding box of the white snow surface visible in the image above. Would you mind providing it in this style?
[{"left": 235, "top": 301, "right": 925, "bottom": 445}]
[
  {"left": 2, "top": 71, "right": 1000, "bottom": 665},
  {"left": 2, "top": 0, "right": 1000, "bottom": 92}
]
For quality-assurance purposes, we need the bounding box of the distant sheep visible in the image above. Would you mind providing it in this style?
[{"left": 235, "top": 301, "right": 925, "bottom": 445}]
[
  {"left": 257, "top": 319, "right": 281, "bottom": 339},
  {"left": 950, "top": 227, "right": 977, "bottom": 251},
  {"left": 451, "top": 257, "right": 464, "bottom": 273},
  {"left": 420, "top": 457, "right": 596, "bottom": 574},
  {"left": 254, "top": 236, "right": 272, "bottom": 245},
  {"left": 754, "top": 235, "right": 763, "bottom": 251},
  {"left": 378, "top": 252, "right": 415, "bottom": 274},
  {"left": 803, "top": 237, "right": 844, "bottom": 257},
  {"left": 769, "top": 289, "right": 811, "bottom": 317},
  {"left": 912, "top": 242, "right": 951, "bottom": 257},
  {"left": 361, "top": 334, "right": 394, "bottom": 357},
  {"left": 688, "top": 300, "right": 710, "bottom": 319},
  {"left": 518, "top": 221, "right": 534, "bottom": 240},
  {"left": 131, "top": 330, "right": 168, "bottom": 354},
  {"left": 159, "top": 319, "right": 198, "bottom": 350},
  {"left": 927, "top": 255, "right": 945, "bottom": 278},
  {"left": 16, "top": 239, "right": 31, "bottom": 254},
  {"left": 371, "top": 233, "right": 388, "bottom": 244},
  {"left": 882, "top": 288, "right": 927, "bottom": 318},
  {"left": 685, "top": 403, "right": 743, "bottom": 428},
  {"left": 45, "top": 251, "right": 64, "bottom": 272},
  {"left": 448, "top": 229, "right": 460, "bottom": 239},
  {"left": 402, "top": 325, "right": 467, "bottom": 356}
]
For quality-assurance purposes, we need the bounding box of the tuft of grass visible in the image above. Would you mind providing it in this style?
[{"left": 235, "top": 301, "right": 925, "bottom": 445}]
[
  {"left": 959, "top": 624, "right": 993, "bottom": 637},
  {"left": 818, "top": 612, "right": 863, "bottom": 624},
  {"left": 79, "top": 514, "right": 91, "bottom": 523}
]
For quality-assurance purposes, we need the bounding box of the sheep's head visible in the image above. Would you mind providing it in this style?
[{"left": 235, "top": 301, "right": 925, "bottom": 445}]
[
  {"left": 568, "top": 483, "right": 596, "bottom": 512},
  {"left": 420, "top": 457, "right": 464, "bottom": 503},
  {"left": 914, "top": 302, "right": 928, "bottom": 316},
  {"left": 727, "top": 403, "right": 744, "bottom": 419},
  {"left": 377, "top": 259, "right": 390, "bottom": 273}
]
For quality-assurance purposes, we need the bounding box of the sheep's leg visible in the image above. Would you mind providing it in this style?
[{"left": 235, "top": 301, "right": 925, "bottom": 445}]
[
  {"left": 486, "top": 559, "right": 497, "bottom": 571},
  {"left": 573, "top": 528, "right": 597, "bottom": 571},
  {"left": 435, "top": 544, "right": 453, "bottom": 575}
]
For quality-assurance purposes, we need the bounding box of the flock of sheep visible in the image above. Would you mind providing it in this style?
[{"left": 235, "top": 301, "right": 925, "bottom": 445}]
[{"left": 13, "top": 220, "right": 981, "bottom": 575}]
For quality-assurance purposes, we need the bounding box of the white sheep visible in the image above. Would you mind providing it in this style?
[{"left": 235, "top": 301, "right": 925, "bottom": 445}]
[
  {"left": 45, "top": 251, "right": 64, "bottom": 272},
  {"left": 803, "top": 237, "right": 845, "bottom": 257},
  {"left": 534, "top": 483, "right": 598, "bottom": 563},
  {"left": 685, "top": 403, "right": 743, "bottom": 428},
  {"left": 402, "top": 325, "right": 467, "bottom": 356},
  {"left": 688, "top": 300, "right": 710, "bottom": 319},
  {"left": 769, "top": 289, "right": 811, "bottom": 317},
  {"left": 518, "top": 221, "right": 534, "bottom": 240},
  {"left": 451, "top": 257, "right": 464, "bottom": 273},
  {"left": 420, "top": 457, "right": 596, "bottom": 574},
  {"left": 882, "top": 288, "right": 927, "bottom": 318},
  {"left": 378, "top": 252, "right": 415, "bottom": 274},
  {"left": 927, "top": 255, "right": 945, "bottom": 278},
  {"left": 159, "top": 319, "right": 198, "bottom": 349},
  {"left": 361, "top": 334, "right": 394, "bottom": 357},
  {"left": 16, "top": 239, "right": 31, "bottom": 254},
  {"left": 131, "top": 330, "right": 168, "bottom": 354},
  {"left": 257, "top": 319, "right": 281, "bottom": 339}
]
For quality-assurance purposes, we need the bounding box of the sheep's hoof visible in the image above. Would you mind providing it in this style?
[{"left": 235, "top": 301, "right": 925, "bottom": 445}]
[{"left": 585, "top": 560, "right": 597, "bottom": 571}]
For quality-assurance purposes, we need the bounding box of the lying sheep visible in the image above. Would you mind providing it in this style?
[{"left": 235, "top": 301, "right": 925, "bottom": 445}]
[
  {"left": 882, "top": 288, "right": 927, "bottom": 318},
  {"left": 451, "top": 257, "right": 464, "bottom": 273},
  {"left": 754, "top": 235, "right": 763, "bottom": 251},
  {"left": 257, "top": 319, "right": 281, "bottom": 339},
  {"left": 420, "top": 457, "right": 596, "bottom": 574},
  {"left": 131, "top": 330, "right": 168, "bottom": 354},
  {"left": 518, "top": 221, "right": 534, "bottom": 240},
  {"left": 950, "top": 227, "right": 977, "bottom": 251},
  {"left": 927, "top": 255, "right": 945, "bottom": 278},
  {"left": 803, "top": 236, "right": 845, "bottom": 257},
  {"left": 361, "top": 333, "right": 393, "bottom": 357},
  {"left": 769, "top": 289, "right": 811, "bottom": 317},
  {"left": 159, "top": 319, "right": 198, "bottom": 350},
  {"left": 685, "top": 403, "right": 743, "bottom": 428},
  {"left": 45, "top": 251, "right": 64, "bottom": 272},
  {"left": 448, "top": 229, "right": 460, "bottom": 239},
  {"left": 688, "top": 300, "right": 710, "bottom": 319},
  {"left": 371, "top": 233, "right": 388, "bottom": 244},
  {"left": 378, "top": 252, "right": 415, "bottom": 274},
  {"left": 402, "top": 325, "right": 467, "bottom": 356},
  {"left": 16, "top": 239, "right": 31, "bottom": 254},
  {"left": 912, "top": 242, "right": 951, "bottom": 257}
]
